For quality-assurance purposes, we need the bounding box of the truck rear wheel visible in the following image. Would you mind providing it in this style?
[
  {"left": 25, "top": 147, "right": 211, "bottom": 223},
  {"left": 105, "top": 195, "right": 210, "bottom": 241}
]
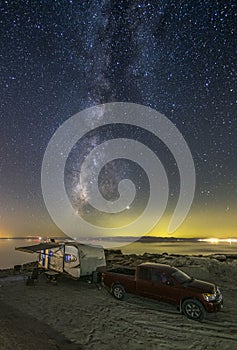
[
  {"left": 182, "top": 299, "right": 206, "bottom": 321},
  {"left": 112, "top": 284, "right": 125, "bottom": 300}
]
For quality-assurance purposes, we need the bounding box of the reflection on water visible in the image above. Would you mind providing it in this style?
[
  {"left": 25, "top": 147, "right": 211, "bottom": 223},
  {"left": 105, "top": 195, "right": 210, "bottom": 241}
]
[{"left": 0, "top": 239, "right": 236, "bottom": 269}]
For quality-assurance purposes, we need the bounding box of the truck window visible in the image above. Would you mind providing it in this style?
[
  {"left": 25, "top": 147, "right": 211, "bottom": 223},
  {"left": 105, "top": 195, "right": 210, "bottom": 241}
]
[
  {"left": 151, "top": 269, "right": 162, "bottom": 282},
  {"left": 151, "top": 270, "right": 168, "bottom": 283},
  {"left": 161, "top": 273, "right": 168, "bottom": 283},
  {"left": 171, "top": 270, "right": 192, "bottom": 284},
  {"left": 138, "top": 267, "right": 151, "bottom": 281}
]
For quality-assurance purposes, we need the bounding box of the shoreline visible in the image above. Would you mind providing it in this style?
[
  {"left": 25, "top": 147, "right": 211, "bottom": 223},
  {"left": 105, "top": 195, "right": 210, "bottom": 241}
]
[
  {"left": 1, "top": 250, "right": 237, "bottom": 284},
  {"left": 1, "top": 249, "right": 237, "bottom": 271},
  {"left": 2, "top": 239, "right": 237, "bottom": 270}
]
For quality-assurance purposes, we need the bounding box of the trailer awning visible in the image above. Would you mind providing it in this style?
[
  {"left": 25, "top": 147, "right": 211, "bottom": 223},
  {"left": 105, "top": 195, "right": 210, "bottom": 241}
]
[{"left": 15, "top": 242, "right": 61, "bottom": 254}]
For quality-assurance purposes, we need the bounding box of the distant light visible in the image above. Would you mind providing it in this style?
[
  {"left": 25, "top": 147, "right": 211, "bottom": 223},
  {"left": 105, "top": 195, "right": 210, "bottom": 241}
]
[
  {"left": 126, "top": 205, "right": 130, "bottom": 210},
  {"left": 224, "top": 238, "right": 237, "bottom": 244},
  {"left": 198, "top": 238, "right": 237, "bottom": 244},
  {"left": 208, "top": 238, "right": 219, "bottom": 244},
  {"left": 199, "top": 238, "right": 220, "bottom": 244}
]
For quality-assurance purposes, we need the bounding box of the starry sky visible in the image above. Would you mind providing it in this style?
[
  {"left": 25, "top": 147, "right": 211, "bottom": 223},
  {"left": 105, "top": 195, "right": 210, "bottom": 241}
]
[{"left": 0, "top": 0, "right": 236, "bottom": 238}]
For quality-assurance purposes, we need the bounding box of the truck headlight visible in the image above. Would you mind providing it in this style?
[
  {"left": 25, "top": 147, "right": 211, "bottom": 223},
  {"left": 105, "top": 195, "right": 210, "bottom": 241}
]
[{"left": 202, "top": 293, "right": 216, "bottom": 302}]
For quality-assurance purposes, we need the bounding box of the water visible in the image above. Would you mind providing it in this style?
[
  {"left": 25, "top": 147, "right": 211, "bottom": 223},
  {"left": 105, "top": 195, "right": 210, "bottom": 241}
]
[
  {"left": 0, "top": 239, "right": 40, "bottom": 269},
  {"left": 121, "top": 241, "right": 237, "bottom": 256},
  {"left": 0, "top": 239, "right": 236, "bottom": 269}
]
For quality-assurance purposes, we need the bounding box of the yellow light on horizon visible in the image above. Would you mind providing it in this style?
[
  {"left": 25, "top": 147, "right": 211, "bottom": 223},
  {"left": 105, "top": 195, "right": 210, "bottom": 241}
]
[
  {"left": 198, "top": 237, "right": 237, "bottom": 244},
  {"left": 199, "top": 238, "right": 220, "bottom": 244},
  {"left": 223, "top": 238, "right": 237, "bottom": 244},
  {"left": 208, "top": 238, "right": 220, "bottom": 244}
]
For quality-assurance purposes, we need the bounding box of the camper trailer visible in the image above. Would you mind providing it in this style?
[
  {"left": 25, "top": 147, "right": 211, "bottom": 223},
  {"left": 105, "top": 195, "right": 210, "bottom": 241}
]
[{"left": 16, "top": 241, "right": 106, "bottom": 280}]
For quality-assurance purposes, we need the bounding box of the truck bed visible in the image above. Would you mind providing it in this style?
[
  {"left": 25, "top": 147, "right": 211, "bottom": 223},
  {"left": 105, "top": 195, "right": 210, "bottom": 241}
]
[
  {"left": 102, "top": 267, "right": 136, "bottom": 294},
  {"left": 107, "top": 267, "right": 136, "bottom": 276}
]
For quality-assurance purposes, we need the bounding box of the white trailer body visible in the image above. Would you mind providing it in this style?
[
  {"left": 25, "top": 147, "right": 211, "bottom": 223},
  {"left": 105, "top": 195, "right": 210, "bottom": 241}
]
[{"left": 16, "top": 242, "right": 106, "bottom": 279}]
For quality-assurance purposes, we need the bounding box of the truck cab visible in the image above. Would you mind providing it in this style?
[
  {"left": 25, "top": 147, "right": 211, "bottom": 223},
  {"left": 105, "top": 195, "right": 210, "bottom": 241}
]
[{"left": 135, "top": 263, "right": 186, "bottom": 303}]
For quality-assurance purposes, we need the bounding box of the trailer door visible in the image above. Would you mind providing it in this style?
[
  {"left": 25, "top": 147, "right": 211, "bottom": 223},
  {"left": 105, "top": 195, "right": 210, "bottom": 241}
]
[
  {"left": 63, "top": 245, "right": 80, "bottom": 279},
  {"left": 49, "top": 246, "right": 64, "bottom": 272}
]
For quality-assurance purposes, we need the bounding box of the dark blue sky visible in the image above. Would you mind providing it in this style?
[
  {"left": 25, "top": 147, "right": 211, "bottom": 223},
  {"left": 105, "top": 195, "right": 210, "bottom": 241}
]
[{"left": 0, "top": 0, "right": 236, "bottom": 237}]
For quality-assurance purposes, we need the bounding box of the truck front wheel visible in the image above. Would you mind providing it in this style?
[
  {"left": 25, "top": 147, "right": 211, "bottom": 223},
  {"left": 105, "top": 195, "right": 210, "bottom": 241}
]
[
  {"left": 112, "top": 284, "right": 126, "bottom": 300},
  {"left": 182, "top": 299, "right": 206, "bottom": 321}
]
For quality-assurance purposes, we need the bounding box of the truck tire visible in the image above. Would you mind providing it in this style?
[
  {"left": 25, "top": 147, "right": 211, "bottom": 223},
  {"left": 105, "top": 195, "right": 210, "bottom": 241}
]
[
  {"left": 112, "top": 284, "right": 126, "bottom": 300},
  {"left": 182, "top": 299, "right": 206, "bottom": 321}
]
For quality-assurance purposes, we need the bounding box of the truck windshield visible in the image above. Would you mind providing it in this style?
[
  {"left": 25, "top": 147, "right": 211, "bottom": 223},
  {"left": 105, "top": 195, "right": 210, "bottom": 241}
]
[{"left": 171, "top": 270, "right": 192, "bottom": 284}]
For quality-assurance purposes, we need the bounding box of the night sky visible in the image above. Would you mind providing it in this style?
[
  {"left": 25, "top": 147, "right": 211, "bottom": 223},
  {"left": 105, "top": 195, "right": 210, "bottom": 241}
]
[{"left": 1, "top": 0, "right": 236, "bottom": 238}]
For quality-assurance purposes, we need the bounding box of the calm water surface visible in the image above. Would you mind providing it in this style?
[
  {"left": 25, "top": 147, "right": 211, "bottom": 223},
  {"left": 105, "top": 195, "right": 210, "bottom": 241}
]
[
  {"left": 122, "top": 241, "right": 237, "bottom": 256},
  {"left": 0, "top": 239, "right": 40, "bottom": 269},
  {"left": 0, "top": 239, "right": 236, "bottom": 269}
]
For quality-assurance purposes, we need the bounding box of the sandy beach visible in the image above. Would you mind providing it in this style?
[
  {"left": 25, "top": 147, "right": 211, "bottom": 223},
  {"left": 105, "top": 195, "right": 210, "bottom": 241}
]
[{"left": 0, "top": 251, "right": 237, "bottom": 350}]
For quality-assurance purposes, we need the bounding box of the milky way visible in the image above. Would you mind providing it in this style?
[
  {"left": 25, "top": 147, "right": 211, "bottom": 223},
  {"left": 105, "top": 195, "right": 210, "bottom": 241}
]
[{"left": 1, "top": 0, "right": 236, "bottom": 236}]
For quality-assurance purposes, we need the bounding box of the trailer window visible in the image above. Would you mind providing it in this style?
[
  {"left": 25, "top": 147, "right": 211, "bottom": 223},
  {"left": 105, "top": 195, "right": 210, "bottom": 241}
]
[{"left": 64, "top": 254, "right": 77, "bottom": 263}]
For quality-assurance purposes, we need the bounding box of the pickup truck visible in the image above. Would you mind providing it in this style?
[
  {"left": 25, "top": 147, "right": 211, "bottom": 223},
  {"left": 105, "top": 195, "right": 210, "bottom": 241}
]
[{"left": 102, "top": 262, "right": 223, "bottom": 321}]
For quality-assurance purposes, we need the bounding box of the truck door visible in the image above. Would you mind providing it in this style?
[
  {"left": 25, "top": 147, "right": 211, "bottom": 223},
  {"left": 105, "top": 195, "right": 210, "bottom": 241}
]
[
  {"left": 137, "top": 268, "right": 177, "bottom": 302},
  {"left": 136, "top": 267, "right": 154, "bottom": 297},
  {"left": 150, "top": 269, "right": 178, "bottom": 303}
]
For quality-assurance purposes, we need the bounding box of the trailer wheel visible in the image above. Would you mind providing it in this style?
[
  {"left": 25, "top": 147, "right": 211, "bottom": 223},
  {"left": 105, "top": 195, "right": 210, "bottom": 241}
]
[
  {"left": 112, "top": 284, "right": 126, "bottom": 300},
  {"left": 182, "top": 299, "right": 206, "bottom": 321}
]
